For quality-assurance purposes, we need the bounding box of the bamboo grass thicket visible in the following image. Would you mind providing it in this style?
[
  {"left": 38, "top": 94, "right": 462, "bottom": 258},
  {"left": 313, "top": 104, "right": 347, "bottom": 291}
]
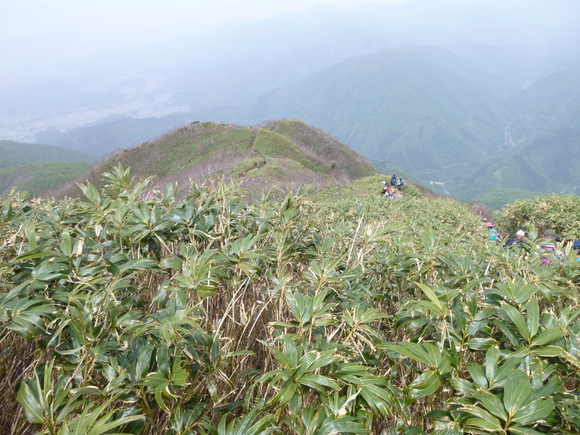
[{"left": 0, "top": 166, "right": 580, "bottom": 434}]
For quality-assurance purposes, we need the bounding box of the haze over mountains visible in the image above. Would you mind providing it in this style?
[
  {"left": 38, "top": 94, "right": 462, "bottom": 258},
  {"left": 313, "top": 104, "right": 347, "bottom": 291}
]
[{"left": 1, "top": 0, "right": 580, "bottom": 203}]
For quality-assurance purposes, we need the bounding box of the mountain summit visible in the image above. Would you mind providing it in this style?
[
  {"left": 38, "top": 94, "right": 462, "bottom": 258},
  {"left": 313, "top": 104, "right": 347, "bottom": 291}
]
[{"left": 52, "top": 120, "right": 377, "bottom": 198}]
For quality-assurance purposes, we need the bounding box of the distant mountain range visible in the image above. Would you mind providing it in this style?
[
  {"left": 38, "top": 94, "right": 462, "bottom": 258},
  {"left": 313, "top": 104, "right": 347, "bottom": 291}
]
[{"left": 190, "top": 45, "right": 580, "bottom": 202}]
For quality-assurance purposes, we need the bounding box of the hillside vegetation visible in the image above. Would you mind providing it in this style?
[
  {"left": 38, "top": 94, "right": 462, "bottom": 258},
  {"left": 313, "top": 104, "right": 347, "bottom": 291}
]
[
  {"left": 1, "top": 167, "right": 580, "bottom": 434},
  {"left": 0, "top": 140, "right": 97, "bottom": 168},
  {"left": 0, "top": 161, "right": 94, "bottom": 197},
  {"left": 51, "top": 120, "right": 377, "bottom": 198}
]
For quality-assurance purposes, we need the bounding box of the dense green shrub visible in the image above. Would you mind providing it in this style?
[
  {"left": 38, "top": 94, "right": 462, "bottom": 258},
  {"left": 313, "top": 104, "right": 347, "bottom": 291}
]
[
  {"left": 497, "top": 194, "right": 580, "bottom": 239},
  {"left": 1, "top": 167, "right": 580, "bottom": 434}
]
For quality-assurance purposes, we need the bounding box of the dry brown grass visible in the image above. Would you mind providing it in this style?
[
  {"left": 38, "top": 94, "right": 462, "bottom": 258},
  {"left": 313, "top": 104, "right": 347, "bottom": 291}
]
[{"left": 0, "top": 335, "right": 49, "bottom": 434}]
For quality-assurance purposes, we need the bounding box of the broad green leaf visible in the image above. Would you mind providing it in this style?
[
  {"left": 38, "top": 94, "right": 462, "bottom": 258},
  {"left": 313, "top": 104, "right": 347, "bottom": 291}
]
[
  {"left": 409, "top": 369, "right": 441, "bottom": 398},
  {"left": 118, "top": 258, "right": 159, "bottom": 273},
  {"left": 16, "top": 382, "right": 44, "bottom": 424},
  {"left": 136, "top": 345, "right": 154, "bottom": 379},
  {"left": 467, "top": 364, "right": 487, "bottom": 389},
  {"left": 60, "top": 231, "right": 73, "bottom": 257},
  {"left": 320, "top": 416, "right": 371, "bottom": 434},
  {"left": 472, "top": 390, "right": 508, "bottom": 421},
  {"left": 416, "top": 282, "right": 443, "bottom": 314},
  {"left": 526, "top": 298, "right": 539, "bottom": 338},
  {"left": 462, "top": 404, "right": 502, "bottom": 431},
  {"left": 384, "top": 343, "right": 432, "bottom": 367},
  {"left": 465, "top": 416, "right": 502, "bottom": 431},
  {"left": 513, "top": 285, "right": 539, "bottom": 305},
  {"left": 358, "top": 381, "right": 392, "bottom": 416},
  {"left": 501, "top": 303, "right": 532, "bottom": 343},
  {"left": 272, "top": 379, "right": 297, "bottom": 407},
  {"left": 450, "top": 378, "right": 474, "bottom": 394},
  {"left": 14, "top": 246, "right": 60, "bottom": 261},
  {"left": 493, "top": 320, "right": 521, "bottom": 347},
  {"left": 155, "top": 383, "right": 170, "bottom": 413},
  {"left": 298, "top": 373, "right": 340, "bottom": 392},
  {"left": 507, "top": 424, "right": 545, "bottom": 435},
  {"left": 531, "top": 327, "right": 566, "bottom": 347},
  {"left": 485, "top": 347, "right": 499, "bottom": 384},
  {"left": 495, "top": 358, "right": 522, "bottom": 385},
  {"left": 78, "top": 182, "right": 101, "bottom": 206},
  {"left": 512, "top": 398, "right": 554, "bottom": 425},
  {"left": 504, "top": 378, "right": 532, "bottom": 417},
  {"left": 31, "top": 262, "right": 69, "bottom": 281}
]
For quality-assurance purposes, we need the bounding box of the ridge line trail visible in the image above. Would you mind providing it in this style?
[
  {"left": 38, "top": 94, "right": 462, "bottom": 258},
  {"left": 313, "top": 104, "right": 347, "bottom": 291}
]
[{"left": 249, "top": 128, "right": 259, "bottom": 151}]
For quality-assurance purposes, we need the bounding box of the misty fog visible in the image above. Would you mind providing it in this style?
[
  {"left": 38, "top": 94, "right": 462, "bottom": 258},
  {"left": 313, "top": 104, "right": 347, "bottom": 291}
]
[{"left": 0, "top": 0, "right": 578, "bottom": 142}]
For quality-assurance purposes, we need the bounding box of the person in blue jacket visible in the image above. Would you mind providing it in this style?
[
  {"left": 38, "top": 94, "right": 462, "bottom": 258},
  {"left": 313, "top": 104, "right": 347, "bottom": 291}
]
[
  {"left": 573, "top": 240, "right": 580, "bottom": 261},
  {"left": 503, "top": 230, "right": 530, "bottom": 250}
]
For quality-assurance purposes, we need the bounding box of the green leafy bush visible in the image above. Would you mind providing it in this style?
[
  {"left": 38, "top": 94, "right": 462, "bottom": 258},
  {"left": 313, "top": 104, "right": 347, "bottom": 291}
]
[
  {"left": 1, "top": 167, "right": 580, "bottom": 434},
  {"left": 497, "top": 194, "right": 580, "bottom": 239}
]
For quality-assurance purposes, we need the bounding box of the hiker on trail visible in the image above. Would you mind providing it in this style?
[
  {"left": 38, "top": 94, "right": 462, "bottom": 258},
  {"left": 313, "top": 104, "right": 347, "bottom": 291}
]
[
  {"left": 391, "top": 175, "right": 397, "bottom": 186},
  {"left": 379, "top": 181, "right": 396, "bottom": 199},
  {"left": 263, "top": 159, "right": 267, "bottom": 165},
  {"left": 397, "top": 178, "right": 404, "bottom": 190},
  {"left": 539, "top": 229, "right": 558, "bottom": 265},
  {"left": 383, "top": 184, "right": 394, "bottom": 198},
  {"left": 503, "top": 230, "right": 530, "bottom": 250},
  {"left": 486, "top": 222, "right": 501, "bottom": 242}
]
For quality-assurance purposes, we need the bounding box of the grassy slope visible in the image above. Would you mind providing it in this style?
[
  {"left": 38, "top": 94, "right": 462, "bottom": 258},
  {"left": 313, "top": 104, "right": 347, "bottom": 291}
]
[
  {"left": 0, "top": 140, "right": 98, "bottom": 168},
  {"left": 0, "top": 140, "right": 98, "bottom": 196},
  {"left": 0, "top": 161, "right": 93, "bottom": 196},
  {"left": 52, "top": 120, "right": 377, "bottom": 198},
  {"left": 473, "top": 187, "right": 543, "bottom": 211}
]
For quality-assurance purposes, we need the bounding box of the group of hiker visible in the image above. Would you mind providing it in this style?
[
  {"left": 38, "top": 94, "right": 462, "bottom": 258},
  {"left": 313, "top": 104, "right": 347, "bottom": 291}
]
[
  {"left": 482, "top": 218, "right": 580, "bottom": 264},
  {"left": 380, "top": 174, "right": 404, "bottom": 199},
  {"left": 241, "top": 159, "right": 268, "bottom": 177}
]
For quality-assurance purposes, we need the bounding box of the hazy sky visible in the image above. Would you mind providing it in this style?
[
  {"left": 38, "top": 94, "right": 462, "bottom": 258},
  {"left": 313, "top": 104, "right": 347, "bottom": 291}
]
[
  {"left": 1, "top": 0, "right": 411, "bottom": 44},
  {"left": 3, "top": 0, "right": 578, "bottom": 73}
]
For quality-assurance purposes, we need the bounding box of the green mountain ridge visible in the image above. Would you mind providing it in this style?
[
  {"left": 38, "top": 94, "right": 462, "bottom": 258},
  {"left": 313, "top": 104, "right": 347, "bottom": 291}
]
[
  {"left": 51, "top": 120, "right": 378, "bottom": 198},
  {"left": 0, "top": 161, "right": 94, "bottom": 197}
]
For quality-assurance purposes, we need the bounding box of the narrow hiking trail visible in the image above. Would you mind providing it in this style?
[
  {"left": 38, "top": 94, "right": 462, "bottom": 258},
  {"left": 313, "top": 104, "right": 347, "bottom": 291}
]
[{"left": 249, "top": 128, "right": 259, "bottom": 151}]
